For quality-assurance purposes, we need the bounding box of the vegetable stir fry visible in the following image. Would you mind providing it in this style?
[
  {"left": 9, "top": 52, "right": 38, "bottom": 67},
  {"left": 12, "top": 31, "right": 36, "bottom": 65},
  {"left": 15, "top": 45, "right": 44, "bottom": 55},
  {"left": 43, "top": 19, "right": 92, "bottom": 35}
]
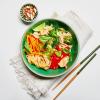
[{"left": 24, "top": 22, "right": 73, "bottom": 70}]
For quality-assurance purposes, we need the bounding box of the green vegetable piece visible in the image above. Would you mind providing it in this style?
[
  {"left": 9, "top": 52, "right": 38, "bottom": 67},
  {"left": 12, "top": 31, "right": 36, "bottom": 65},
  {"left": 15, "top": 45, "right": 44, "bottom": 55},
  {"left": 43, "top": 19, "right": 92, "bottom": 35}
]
[
  {"left": 49, "top": 29, "right": 57, "bottom": 37},
  {"left": 43, "top": 52, "right": 51, "bottom": 59},
  {"left": 57, "top": 30, "right": 61, "bottom": 36},
  {"left": 64, "top": 35, "right": 72, "bottom": 45},
  {"left": 33, "top": 23, "right": 45, "bottom": 31},
  {"left": 24, "top": 41, "right": 30, "bottom": 52},
  {"left": 43, "top": 44, "right": 55, "bottom": 59},
  {"left": 64, "top": 39, "right": 72, "bottom": 44},
  {"left": 47, "top": 38, "right": 54, "bottom": 45},
  {"left": 47, "top": 45, "right": 53, "bottom": 51},
  {"left": 62, "top": 48, "right": 69, "bottom": 53},
  {"left": 55, "top": 51, "right": 62, "bottom": 57},
  {"left": 47, "top": 45, "right": 55, "bottom": 55},
  {"left": 39, "top": 35, "right": 52, "bottom": 43},
  {"left": 52, "top": 37, "right": 59, "bottom": 47}
]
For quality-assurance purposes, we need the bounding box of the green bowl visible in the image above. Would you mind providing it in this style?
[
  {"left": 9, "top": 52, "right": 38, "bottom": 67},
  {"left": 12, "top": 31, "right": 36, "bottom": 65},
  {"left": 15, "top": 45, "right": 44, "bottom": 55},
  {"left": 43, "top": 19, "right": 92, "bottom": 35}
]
[{"left": 21, "top": 19, "right": 79, "bottom": 78}]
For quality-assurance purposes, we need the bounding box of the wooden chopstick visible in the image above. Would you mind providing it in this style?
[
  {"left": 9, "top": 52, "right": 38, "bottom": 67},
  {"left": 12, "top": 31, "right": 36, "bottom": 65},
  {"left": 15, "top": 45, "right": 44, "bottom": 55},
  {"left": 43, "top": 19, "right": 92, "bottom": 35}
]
[
  {"left": 53, "top": 53, "right": 97, "bottom": 100},
  {"left": 52, "top": 45, "right": 100, "bottom": 90}
]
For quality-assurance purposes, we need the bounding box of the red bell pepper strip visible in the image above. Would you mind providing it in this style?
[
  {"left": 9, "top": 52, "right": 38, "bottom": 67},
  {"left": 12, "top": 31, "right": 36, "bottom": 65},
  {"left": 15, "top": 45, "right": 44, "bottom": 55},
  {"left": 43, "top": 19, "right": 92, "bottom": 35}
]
[
  {"left": 49, "top": 54, "right": 61, "bottom": 69},
  {"left": 55, "top": 45, "right": 61, "bottom": 51},
  {"left": 49, "top": 52, "right": 70, "bottom": 69}
]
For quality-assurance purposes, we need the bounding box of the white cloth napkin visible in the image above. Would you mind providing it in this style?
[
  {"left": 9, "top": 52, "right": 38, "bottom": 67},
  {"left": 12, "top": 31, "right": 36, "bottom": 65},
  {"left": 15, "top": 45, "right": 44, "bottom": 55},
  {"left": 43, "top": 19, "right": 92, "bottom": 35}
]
[{"left": 10, "top": 11, "right": 92, "bottom": 100}]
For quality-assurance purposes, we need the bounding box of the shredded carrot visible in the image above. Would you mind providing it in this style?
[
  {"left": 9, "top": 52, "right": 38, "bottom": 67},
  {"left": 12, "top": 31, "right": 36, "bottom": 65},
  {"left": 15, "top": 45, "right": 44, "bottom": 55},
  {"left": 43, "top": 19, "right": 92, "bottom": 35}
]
[{"left": 27, "top": 34, "right": 43, "bottom": 53}]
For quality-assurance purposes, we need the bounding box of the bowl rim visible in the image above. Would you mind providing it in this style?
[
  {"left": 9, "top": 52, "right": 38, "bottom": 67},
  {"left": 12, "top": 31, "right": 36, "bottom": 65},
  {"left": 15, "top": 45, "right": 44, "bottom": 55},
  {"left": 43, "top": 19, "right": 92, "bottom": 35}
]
[
  {"left": 20, "top": 3, "right": 38, "bottom": 23},
  {"left": 21, "top": 18, "right": 80, "bottom": 78}
]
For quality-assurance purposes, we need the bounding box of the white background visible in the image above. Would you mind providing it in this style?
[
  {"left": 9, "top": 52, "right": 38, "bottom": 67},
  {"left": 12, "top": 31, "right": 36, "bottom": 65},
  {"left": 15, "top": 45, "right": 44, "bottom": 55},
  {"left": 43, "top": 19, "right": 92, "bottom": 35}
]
[{"left": 0, "top": 0, "right": 100, "bottom": 100}]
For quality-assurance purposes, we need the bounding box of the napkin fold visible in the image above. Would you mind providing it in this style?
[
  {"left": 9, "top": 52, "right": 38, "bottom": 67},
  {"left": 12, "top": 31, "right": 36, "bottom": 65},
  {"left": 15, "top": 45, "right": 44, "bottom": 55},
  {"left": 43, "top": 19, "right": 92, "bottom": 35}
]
[{"left": 10, "top": 11, "right": 92, "bottom": 100}]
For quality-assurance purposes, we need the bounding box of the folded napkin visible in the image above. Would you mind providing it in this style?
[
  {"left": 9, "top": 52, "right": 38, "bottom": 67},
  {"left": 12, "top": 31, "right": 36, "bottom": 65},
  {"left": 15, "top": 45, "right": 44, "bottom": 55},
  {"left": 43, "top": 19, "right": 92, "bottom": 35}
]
[{"left": 10, "top": 11, "right": 92, "bottom": 100}]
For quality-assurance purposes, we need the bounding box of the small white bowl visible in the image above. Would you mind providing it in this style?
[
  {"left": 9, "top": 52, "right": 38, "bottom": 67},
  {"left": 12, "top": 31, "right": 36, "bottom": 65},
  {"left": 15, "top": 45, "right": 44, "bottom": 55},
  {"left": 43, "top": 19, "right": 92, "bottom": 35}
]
[{"left": 20, "top": 3, "right": 38, "bottom": 23}]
